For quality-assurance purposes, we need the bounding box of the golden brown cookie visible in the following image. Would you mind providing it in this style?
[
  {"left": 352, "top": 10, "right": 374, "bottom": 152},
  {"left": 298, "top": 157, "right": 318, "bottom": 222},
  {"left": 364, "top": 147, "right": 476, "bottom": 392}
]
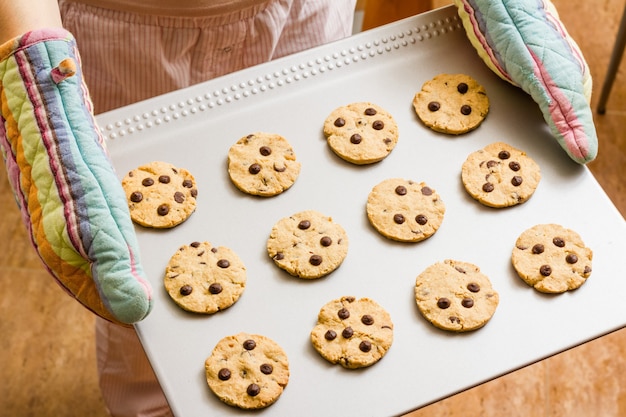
[
  {"left": 511, "top": 224, "right": 593, "bottom": 293},
  {"left": 266, "top": 210, "right": 349, "bottom": 279},
  {"left": 122, "top": 161, "right": 198, "bottom": 228},
  {"left": 413, "top": 73, "right": 489, "bottom": 134},
  {"left": 164, "top": 241, "right": 247, "bottom": 313},
  {"left": 323, "top": 102, "right": 399, "bottom": 164},
  {"left": 414, "top": 260, "right": 499, "bottom": 332},
  {"left": 461, "top": 142, "right": 541, "bottom": 208},
  {"left": 366, "top": 178, "right": 446, "bottom": 242},
  {"left": 227, "top": 132, "right": 301, "bottom": 197},
  {"left": 310, "top": 296, "right": 394, "bottom": 369},
  {"left": 205, "top": 333, "right": 289, "bottom": 410}
]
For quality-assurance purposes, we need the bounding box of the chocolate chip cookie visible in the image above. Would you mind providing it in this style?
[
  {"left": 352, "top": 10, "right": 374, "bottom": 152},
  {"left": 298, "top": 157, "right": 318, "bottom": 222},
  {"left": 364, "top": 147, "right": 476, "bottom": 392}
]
[
  {"left": 266, "top": 210, "right": 349, "bottom": 279},
  {"left": 164, "top": 241, "right": 247, "bottom": 313},
  {"left": 227, "top": 132, "right": 301, "bottom": 197},
  {"left": 461, "top": 142, "right": 541, "bottom": 208},
  {"left": 323, "top": 102, "right": 399, "bottom": 164},
  {"left": 414, "top": 260, "right": 499, "bottom": 332},
  {"left": 205, "top": 333, "right": 289, "bottom": 409},
  {"left": 122, "top": 161, "right": 198, "bottom": 228},
  {"left": 310, "top": 296, "right": 394, "bottom": 369},
  {"left": 366, "top": 178, "right": 446, "bottom": 242},
  {"left": 413, "top": 73, "right": 489, "bottom": 134},
  {"left": 511, "top": 224, "right": 593, "bottom": 293}
]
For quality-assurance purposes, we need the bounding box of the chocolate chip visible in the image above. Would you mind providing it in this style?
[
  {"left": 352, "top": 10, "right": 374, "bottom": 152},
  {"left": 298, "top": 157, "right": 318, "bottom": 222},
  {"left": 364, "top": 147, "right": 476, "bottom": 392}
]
[
  {"left": 359, "top": 340, "right": 372, "bottom": 352},
  {"left": 509, "top": 161, "right": 521, "bottom": 171},
  {"left": 393, "top": 213, "right": 405, "bottom": 224},
  {"left": 247, "top": 384, "right": 260, "bottom": 397},
  {"left": 325, "top": 329, "right": 337, "bottom": 340},
  {"left": 532, "top": 244, "right": 545, "bottom": 254},
  {"left": 174, "top": 191, "right": 185, "bottom": 203},
  {"left": 460, "top": 105, "right": 472, "bottom": 115},
  {"left": 320, "top": 236, "right": 332, "bottom": 247},
  {"left": 209, "top": 283, "right": 222, "bottom": 294},
  {"left": 217, "top": 259, "right": 230, "bottom": 268},
  {"left": 415, "top": 214, "right": 428, "bottom": 225},
  {"left": 248, "top": 163, "right": 261, "bottom": 174},
  {"left": 372, "top": 120, "right": 384, "bottom": 130},
  {"left": 395, "top": 185, "right": 407, "bottom": 195},
  {"left": 158, "top": 175, "right": 170, "bottom": 184},
  {"left": 437, "top": 298, "right": 451, "bottom": 309},
  {"left": 274, "top": 253, "right": 284, "bottom": 261},
  {"left": 364, "top": 107, "right": 377, "bottom": 116},
  {"left": 259, "top": 146, "right": 272, "bottom": 156},
  {"left": 553, "top": 237, "right": 565, "bottom": 247},
  {"left": 260, "top": 364, "right": 273, "bottom": 375},
  {"left": 157, "top": 204, "right": 170, "bottom": 216},
  {"left": 467, "top": 282, "right": 480, "bottom": 293},
  {"left": 540, "top": 265, "right": 552, "bottom": 276},
  {"left": 361, "top": 315, "right": 374, "bottom": 325},
  {"left": 218, "top": 368, "right": 231, "bottom": 381},
  {"left": 338, "top": 308, "right": 350, "bottom": 319},
  {"left": 482, "top": 183, "right": 494, "bottom": 193},
  {"left": 190, "top": 189, "right": 198, "bottom": 198},
  {"left": 342, "top": 327, "right": 354, "bottom": 338},
  {"left": 298, "top": 220, "right": 311, "bottom": 230},
  {"left": 350, "top": 134, "right": 362, "bottom": 144},
  {"left": 462, "top": 298, "right": 474, "bottom": 308},
  {"left": 334, "top": 117, "right": 346, "bottom": 127},
  {"left": 130, "top": 191, "right": 143, "bottom": 203},
  {"left": 211, "top": 247, "right": 218, "bottom": 253},
  {"left": 190, "top": 242, "right": 201, "bottom": 248},
  {"left": 309, "top": 254, "right": 322, "bottom": 266},
  {"left": 180, "top": 285, "right": 193, "bottom": 296},
  {"left": 421, "top": 186, "right": 433, "bottom": 196},
  {"left": 182, "top": 179, "right": 193, "bottom": 188},
  {"left": 243, "top": 339, "right": 256, "bottom": 350},
  {"left": 142, "top": 178, "right": 154, "bottom": 187},
  {"left": 486, "top": 160, "right": 498, "bottom": 168},
  {"left": 498, "top": 150, "right": 511, "bottom": 160},
  {"left": 457, "top": 82, "right": 469, "bottom": 94},
  {"left": 566, "top": 254, "right": 578, "bottom": 264},
  {"left": 584, "top": 266, "right": 592, "bottom": 274},
  {"left": 511, "top": 176, "right": 523, "bottom": 186},
  {"left": 428, "top": 101, "right": 440, "bottom": 112}
]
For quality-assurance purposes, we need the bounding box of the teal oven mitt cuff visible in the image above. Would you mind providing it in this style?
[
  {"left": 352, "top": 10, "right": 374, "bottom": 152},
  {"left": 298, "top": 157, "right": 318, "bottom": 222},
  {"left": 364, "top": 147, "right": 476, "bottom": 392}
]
[
  {"left": 454, "top": 0, "right": 598, "bottom": 164},
  {"left": 0, "top": 28, "right": 153, "bottom": 325}
]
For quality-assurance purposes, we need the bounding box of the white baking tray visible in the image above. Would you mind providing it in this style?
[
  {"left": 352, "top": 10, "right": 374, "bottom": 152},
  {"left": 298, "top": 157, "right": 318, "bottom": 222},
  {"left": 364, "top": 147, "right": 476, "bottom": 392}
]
[{"left": 99, "top": 5, "right": 626, "bottom": 416}]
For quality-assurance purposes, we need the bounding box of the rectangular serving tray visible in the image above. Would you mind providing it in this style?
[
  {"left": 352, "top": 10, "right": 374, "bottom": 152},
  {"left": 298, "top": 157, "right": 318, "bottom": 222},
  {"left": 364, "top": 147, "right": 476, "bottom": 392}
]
[{"left": 99, "top": 5, "right": 626, "bottom": 416}]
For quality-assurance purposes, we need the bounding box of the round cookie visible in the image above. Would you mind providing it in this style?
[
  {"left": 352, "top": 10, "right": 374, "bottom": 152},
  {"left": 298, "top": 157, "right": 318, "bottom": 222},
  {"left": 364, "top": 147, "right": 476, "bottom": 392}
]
[
  {"left": 511, "top": 223, "right": 593, "bottom": 293},
  {"left": 414, "top": 260, "right": 499, "bottom": 332},
  {"left": 227, "top": 132, "right": 301, "bottom": 197},
  {"left": 413, "top": 73, "right": 489, "bottom": 134},
  {"left": 310, "top": 296, "right": 394, "bottom": 369},
  {"left": 267, "top": 210, "right": 349, "bottom": 279},
  {"left": 323, "top": 102, "right": 399, "bottom": 164},
  {"left": 205, "top": 333, "right": 289, "bottom": 410},
  {"left": 122, "top": 161, "right": 198, "bottom": 228},
  {"left": 164, "top": 241, "right": 247, "bottom": 314},
  {"left": 366, "top": 178, "right": 446, "bottom": 242},
  {"left": 461, "top": 142, "right": 541, "bottom": 208}
]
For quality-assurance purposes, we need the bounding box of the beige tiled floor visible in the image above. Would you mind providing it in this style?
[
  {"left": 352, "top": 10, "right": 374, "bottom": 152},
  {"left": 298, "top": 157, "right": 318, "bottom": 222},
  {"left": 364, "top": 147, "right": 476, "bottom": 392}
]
[{"left": 1, "top": 1, "right": 625, "bottom": 416}]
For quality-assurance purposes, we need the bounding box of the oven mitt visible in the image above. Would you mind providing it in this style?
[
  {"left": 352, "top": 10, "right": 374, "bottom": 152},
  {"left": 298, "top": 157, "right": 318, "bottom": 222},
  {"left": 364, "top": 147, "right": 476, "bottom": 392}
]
[
  {"left": 0, "top": 28, "right": 152, "bottom": 325},
  {"left": 454, "top": 0, "right": 597, "bottom": 164}
]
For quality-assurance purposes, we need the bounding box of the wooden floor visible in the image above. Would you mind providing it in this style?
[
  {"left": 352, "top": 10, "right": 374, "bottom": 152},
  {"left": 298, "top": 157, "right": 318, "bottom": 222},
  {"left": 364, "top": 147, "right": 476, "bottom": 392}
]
[{"left": 1, "top": 1, "right": 625, "bottom": 416}]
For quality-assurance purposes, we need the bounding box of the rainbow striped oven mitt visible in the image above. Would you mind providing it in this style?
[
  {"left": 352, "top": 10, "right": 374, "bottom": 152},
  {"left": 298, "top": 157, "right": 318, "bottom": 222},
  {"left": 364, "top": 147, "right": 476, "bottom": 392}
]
[
  {"left": 0, "top": 29, "right": 152, "bottom": 325},
  {"left": 454, "top": 0, "right": 597, "bottom": 164}
]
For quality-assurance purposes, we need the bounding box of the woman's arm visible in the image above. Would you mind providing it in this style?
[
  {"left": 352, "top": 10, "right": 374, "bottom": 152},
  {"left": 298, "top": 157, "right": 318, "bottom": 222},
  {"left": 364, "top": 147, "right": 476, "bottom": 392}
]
[{"left": 0, "top": 0, "right": 62, "bottom": 42}]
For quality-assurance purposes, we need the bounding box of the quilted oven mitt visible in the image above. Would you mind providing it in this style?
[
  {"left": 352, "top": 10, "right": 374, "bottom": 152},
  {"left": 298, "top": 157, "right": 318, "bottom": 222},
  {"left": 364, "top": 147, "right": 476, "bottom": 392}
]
[
  {"left": 0, "top": 28, "right": 152, "bottom": 325},
  {"left": 454, "top": 0, "right": 598, "bottom": 164}
]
